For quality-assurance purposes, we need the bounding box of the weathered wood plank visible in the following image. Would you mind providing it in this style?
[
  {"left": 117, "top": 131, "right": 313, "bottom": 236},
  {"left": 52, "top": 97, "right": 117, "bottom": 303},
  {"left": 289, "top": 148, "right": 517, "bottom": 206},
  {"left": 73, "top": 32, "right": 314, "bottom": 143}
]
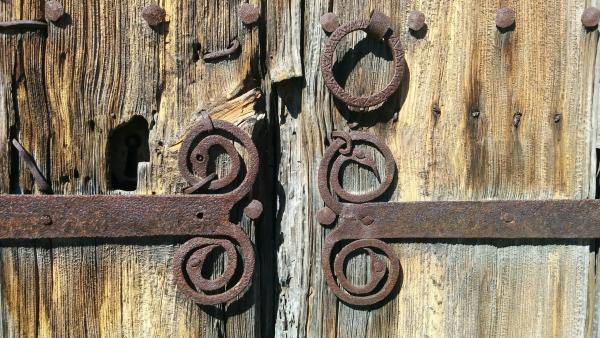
[
  {"left": 0, "top": 0, "right": 265, "bottom": 336},
  {"left": 272, "top": 1, "right": 596, "bottom": 337}
]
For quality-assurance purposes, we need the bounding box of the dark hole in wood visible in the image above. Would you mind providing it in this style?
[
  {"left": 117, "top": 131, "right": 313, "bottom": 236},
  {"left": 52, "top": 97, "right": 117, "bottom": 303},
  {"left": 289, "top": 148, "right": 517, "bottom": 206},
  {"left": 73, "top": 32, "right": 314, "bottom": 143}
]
[{"left": 107, "top": 115, "right": 150, "bottom": 191}]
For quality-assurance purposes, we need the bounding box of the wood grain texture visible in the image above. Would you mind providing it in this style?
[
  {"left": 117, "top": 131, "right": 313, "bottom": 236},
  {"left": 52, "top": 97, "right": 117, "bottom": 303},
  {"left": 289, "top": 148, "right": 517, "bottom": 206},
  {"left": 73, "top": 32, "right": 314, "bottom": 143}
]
[
  {"left": 0, "top": 0, "right": 266, "bottom": 336},
  {"left": 272, "top": 0, "right": 597, "bottom": 337}
]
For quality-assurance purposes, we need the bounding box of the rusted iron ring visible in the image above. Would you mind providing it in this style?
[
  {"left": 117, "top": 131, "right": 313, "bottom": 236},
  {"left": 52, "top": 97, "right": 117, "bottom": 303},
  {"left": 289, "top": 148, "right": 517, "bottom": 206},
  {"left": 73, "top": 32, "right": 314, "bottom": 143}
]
[
  {"left": 320, "top": 15, "right": 405, "bottom": 108},
  {"left": 318, "top": 131, "right": 396, "bottom": 215},
  {"left": 173, "top": 224, "right": 255, "bottom": 305},
  {"left": 322, "top": 239, "right": 400, "bottom": 306},
  {"left": 178, "top": 117, "right": 259, "bottom": 201}
]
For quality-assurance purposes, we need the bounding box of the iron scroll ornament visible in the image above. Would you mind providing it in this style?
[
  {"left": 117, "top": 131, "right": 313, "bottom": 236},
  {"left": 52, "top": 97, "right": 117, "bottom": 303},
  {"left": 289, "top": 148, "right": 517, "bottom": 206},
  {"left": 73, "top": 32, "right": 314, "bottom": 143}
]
[
  {"left": 320, "top": 11, "right": 406, "bottom": 109},
  {"left": 318, "top": 130, "right": 400, "bottom": 306},
  {"left": 316, "top": 131, "right": 600, "bottom": 308},
  {"left": 174, "top": 117, "right": 260, "bottom": 306},
  {"left": 0, "top": 116, "right": 261, "bottom": 309}
]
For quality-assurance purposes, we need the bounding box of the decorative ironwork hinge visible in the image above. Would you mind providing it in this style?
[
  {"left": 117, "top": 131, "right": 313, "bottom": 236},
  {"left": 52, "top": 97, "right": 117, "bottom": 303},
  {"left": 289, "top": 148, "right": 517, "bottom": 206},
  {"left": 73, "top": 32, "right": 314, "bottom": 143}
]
[
  {"left": 0, "top": 117, "right": 261, "bottom": 307},
  {"left": 317, "top": 130, "right": 600, "bottom": 307}
]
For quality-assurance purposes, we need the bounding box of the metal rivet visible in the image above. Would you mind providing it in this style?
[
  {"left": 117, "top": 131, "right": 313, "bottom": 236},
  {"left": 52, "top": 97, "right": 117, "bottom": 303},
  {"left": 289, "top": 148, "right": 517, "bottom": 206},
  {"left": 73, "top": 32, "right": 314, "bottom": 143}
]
[
  {"left": 407, "top": 10, "right": 426, "bottom": 31},
  {"left": 496, "top": 8, "right": 515, "bottom": 29},
  {"left": 320, "top": 12, "right": 339, "bottom": 33},
  {"left": 501, "top": 212, "right": 514, "bottom": 223},
  {"left": 40, "top": 215, "right": 53, "bottom": 226},
  {"left": 45, "top": 1, "right": 65, "bottom": 22},
  {"left": 244, "top": 199, "right": 263, "bottom": 220},
  {"left": 317, "top": 207, "right": 337, "bottom": 226},
  {"left": 141, "top": 4, "right": 166, "bottom": 26},
  {"left": 239, "top": 3, "right": 260, "bottom": 25},
  {"left": 367, "top": 10, "right": 392, "bottom": 39},
  {"left": 582, "top": 7, "right": 600, "bottom": 28}
]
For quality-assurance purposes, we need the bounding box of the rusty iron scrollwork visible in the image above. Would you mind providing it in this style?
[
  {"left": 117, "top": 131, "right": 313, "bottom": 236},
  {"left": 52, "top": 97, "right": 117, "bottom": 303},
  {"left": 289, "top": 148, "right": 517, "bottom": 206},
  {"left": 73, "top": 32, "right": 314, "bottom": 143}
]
[
  {"left": 174, "top": 116, "right": 260, "bottom": 305},
  {"left": 318, "top": 130, "right": 400, "bottom": 306}
]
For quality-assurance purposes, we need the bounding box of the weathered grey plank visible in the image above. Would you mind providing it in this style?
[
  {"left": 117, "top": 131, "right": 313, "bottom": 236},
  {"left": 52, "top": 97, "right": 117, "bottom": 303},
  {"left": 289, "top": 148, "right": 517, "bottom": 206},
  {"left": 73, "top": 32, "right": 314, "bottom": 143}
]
[{"left": 272, "top": 0, "right": 596, "bottom": 337}]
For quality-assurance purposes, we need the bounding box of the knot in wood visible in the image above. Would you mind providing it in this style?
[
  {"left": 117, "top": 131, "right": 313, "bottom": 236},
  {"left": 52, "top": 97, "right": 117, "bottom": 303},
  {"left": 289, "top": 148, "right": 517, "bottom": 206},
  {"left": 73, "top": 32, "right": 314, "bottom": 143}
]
[
  {"left": 142, "top": 4, "right": 166, "bottom": 26},
  {"left": 581, "top": 7, "right": 600, "bottom": 28},
  {"left": 239, "top": 3, "right": 260, "bottom": 25},
  {"left": 45, "top": 1, "right": 65, "bottom": 22},
  {"left": 407, "top": 10, "right": 426, "bottom": 31}
]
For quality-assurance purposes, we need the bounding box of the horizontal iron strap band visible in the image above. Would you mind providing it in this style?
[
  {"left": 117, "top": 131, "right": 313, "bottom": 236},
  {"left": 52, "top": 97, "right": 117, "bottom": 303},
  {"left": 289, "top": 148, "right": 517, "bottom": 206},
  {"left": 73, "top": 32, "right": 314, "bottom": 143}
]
[
  {"left": 338, "top": 200, "right": 600, "bottom": 239},
  {"left": 0, "top": 195, "right": 233, "bottom": 239}
]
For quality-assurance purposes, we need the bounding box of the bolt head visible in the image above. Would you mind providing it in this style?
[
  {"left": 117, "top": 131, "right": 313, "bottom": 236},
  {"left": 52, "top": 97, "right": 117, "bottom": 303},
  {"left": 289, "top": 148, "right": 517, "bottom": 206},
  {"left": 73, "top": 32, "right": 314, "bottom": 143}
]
[
  {"left": 361, "top": 216, "right": 375, "bottom": 225},
  {"left": 407, "top": 11, "right": 426, "bottom": 31},
  {"left": 142, "top": 4, "right": 166, "bottom": 27},
  {"left": 45, "top": 1, "right": 65, "bottom": 22},
  {"left": 239, "top": 3, "right": 260, "bottom": 25},
  {"left": 320, "top": 12, "right": 339, "bottom": 33},
  {"left": 244, "top": 199, "right": 263, "bottom": 220},
  {"left": 317, "top": 207, "right": 337, "bottom": 226},
  {"left": 495, "top": 8, "right": 515, "bottom": 29},
  {"left": 582, "top": 7, "right": 600, "bottom": 28}
]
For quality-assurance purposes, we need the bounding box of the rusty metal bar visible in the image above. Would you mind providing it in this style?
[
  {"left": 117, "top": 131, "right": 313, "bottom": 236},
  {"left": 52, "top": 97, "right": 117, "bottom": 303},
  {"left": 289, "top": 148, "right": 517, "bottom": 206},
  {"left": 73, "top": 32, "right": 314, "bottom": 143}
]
[
  {"left": 336, "top": 200, "right": 600, "bottom": 240},
  {"left": 0, "top": 195, "right": 233, "bottom": 239},
  {"left": 2, "top": 196, "right": 599, "bottom": 240},
  {"left": 0, "top": 20, "right": 48, "bottom": 30}
]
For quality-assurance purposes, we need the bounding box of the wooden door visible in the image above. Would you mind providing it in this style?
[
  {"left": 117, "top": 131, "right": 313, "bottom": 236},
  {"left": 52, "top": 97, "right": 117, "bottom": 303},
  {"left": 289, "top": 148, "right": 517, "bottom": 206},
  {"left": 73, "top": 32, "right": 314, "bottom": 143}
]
[{"left": 0, "top": 0, "right": 598, "bottom": 337}]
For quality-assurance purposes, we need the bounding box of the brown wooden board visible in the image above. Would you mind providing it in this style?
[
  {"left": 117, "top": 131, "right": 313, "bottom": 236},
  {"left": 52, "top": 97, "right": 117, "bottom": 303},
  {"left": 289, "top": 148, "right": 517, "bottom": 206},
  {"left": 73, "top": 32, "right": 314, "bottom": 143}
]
[{"left": 1, "top": 0, "right": 599, "bottom": 336}]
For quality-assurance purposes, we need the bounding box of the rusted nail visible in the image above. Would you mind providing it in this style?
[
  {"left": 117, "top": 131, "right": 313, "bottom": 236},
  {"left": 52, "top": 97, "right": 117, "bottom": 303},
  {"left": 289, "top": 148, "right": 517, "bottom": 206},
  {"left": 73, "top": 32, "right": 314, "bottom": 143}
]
[
  {"left": 40, "top": 215, "right": 53, "bottom": 226},
  {"left": 239, "top": 3, "right": 260, "bottom": 26},
  {"left": 582, "top": 7, "right": 600, "bottom": 28},
  {"left": 142, "top": 4, "right": 166, "bottom": 26},
  {"left": 244, "top": 199, "right": 263, "bottom": 220},
  {"left": 203, "top": 39, "right": 241, "bottom": 62},
  {"left": 407, "top": 11, "right": 426, "bottom": 31},
  {"left": 45, "top": 1, "right": 65, "bottom": 22},
  {"left": 367, "top": 10, "right": 392, "bottom": 39},
  {"left": 317, "top": 207, "right": 337, "bottom": 226},
  {"left": 10, "top": 139, "right": 52, "bottom": 194},
  {"left": 495, "top": 8, "right": 515, "bottom": 29},
  {"left": 0, "top": 20, "right": 48, "bottom": 30},
  {"left": 554, "top": 113, "right": 561, "bottom": 123},
  {"left": 320, "top": 12, "right": 339, "bottom": 33},
  {"left": 513, "top": 112, "right": 522, "bottom": 127}
]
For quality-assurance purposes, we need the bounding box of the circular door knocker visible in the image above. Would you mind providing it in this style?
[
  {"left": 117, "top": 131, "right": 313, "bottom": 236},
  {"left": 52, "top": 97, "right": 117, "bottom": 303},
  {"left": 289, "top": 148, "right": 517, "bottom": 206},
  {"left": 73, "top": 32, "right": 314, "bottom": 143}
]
[{"left": 320, "top": 11, "right": 406, "bottom": 109}]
